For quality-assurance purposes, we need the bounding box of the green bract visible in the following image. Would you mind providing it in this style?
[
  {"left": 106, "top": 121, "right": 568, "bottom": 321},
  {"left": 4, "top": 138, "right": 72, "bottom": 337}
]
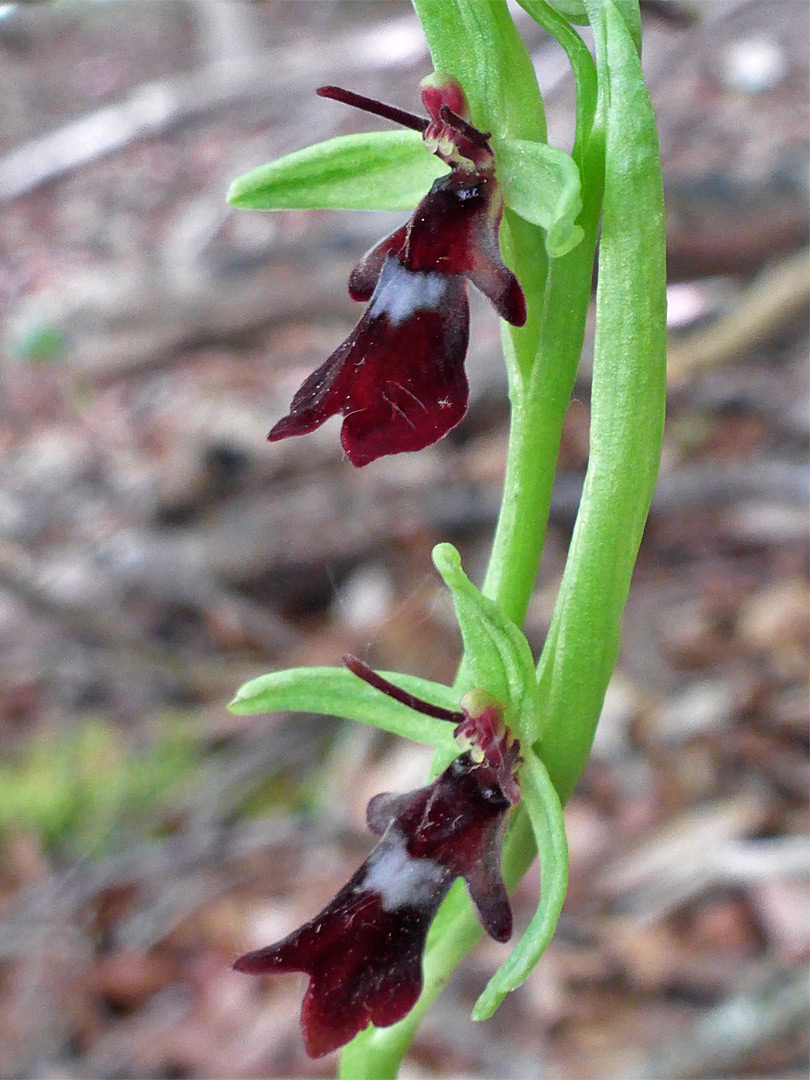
[{"left": 536, "top": 0, "right": 666, "bottom": 803}]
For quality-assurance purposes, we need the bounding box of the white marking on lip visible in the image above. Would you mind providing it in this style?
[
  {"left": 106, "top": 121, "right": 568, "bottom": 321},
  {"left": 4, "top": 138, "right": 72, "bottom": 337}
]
[
  {"left": 368, "top": 258, "right": 450, "bottom": 327},
  {"left": 362, "top": 832, "right": 446, "bottom": 910}
]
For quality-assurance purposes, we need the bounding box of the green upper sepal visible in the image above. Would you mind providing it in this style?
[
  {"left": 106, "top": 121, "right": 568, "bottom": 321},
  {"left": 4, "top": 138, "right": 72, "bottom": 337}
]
[
  {"left": 431, "top": 542, "right": 542, "bottom": 746},
  {"left": 543, "top": 0, "right": 590, "bottom": 24}
]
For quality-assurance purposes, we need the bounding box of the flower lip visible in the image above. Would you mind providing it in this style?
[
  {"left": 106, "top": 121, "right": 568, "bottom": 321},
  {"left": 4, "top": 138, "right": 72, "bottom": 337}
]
[
  {"left": 232, "top": 743, "right": 518, "bottom": 1056},
  {"left": 233, "top": 859, "right": 440, "bottom": 1058},
  {"left": 267, "top": 254, "right": 470, "bottom": 467}
]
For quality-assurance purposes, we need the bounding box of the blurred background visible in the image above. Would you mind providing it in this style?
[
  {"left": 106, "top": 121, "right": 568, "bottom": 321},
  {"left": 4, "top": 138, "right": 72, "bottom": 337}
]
[{"left": 0, "top": 1, "right": 807, "bottom": 1077}]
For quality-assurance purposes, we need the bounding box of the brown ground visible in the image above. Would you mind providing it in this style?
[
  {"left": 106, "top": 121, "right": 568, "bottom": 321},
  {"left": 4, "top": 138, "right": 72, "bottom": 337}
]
[{"left": 0, "top": 2, "right": 807, "bottom": 1078}]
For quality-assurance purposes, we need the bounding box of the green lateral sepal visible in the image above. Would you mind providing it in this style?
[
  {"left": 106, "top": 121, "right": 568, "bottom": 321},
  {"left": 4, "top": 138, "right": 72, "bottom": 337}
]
[
  {"left": 230, "top": 665, "right": 459, "bottom": 751},
  {"left": 496, "top": 137, "right": 584, "bottom": 256},
  {"left": 227, "top": 129, "right": 447, "bottom": 211},
  {"left": 473, "top": 747, "right": 569, "bottom": 1018}
]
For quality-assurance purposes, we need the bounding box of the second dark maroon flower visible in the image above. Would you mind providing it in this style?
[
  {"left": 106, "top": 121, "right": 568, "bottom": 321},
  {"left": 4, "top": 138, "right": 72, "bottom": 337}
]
[{"left": 233, "top": 658, "right": 522, "bottom": 1057}]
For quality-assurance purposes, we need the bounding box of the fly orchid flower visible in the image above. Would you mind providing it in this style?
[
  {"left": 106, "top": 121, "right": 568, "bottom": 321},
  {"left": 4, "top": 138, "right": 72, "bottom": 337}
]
[
  {"left": 267, "top": 75, "right": 526, "bottom": 467},
  {"left": 233, "top": 656, "right": 521, "bottom": 1058}
]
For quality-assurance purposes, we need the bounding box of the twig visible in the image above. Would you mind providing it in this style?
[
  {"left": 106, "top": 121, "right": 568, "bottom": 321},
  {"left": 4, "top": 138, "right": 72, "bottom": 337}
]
[
  {"left": 611, "top": 966, "right": 810, "bottom": 1080},
  {"left": 0, "top": 13, "right": 427, "bottom": 201},
  {"left": 667, "top": 248, "right": 810, "bottom": 386}
]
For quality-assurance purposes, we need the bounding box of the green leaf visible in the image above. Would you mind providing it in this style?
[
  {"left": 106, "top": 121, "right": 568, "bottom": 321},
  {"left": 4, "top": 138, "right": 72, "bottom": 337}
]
[
  {"left": 536, "top": 0, "right": 666, "bottom": 803},
  {"left": 496, "top": 137, "right": 584, "bottom": 257},
  {"left": 229, "top": 665, "right": 459, "bottom": 751},
  {"left": 432, "top": 543, "right": 541, "bottom": 744},
  {"left": 472, "top": 748, "right": 568, "bottom": 1018},
  {"left": 227, "top": 130, "right": 447, "bottom": 212}
]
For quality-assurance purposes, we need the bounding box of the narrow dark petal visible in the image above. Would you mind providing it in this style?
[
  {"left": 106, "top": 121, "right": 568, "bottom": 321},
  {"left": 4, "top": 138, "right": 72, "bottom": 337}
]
[
  {"left": 348, "top": 225, "right": 408, "bottom": 302},
  {"left": 438, "top": 104, "right": 492, "bottom": 149},
  {"left": 343, "top": 654, "right": 464, "bottom": 724},
  {"left": 317, "top": 85, "right": 428, "bottom": 134}
]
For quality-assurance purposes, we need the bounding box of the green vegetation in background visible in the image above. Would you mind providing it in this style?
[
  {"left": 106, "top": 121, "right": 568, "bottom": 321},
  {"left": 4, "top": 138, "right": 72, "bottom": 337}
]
[{"left": 0, "top": 718, "right": 202, "bottom": 857}]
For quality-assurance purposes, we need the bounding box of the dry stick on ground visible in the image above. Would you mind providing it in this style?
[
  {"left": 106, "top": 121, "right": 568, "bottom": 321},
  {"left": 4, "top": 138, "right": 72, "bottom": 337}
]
[
  {"left": 0, "top": 11, "right": 427, "bottom": 202},
  {"left": 0, "top": 540, "right": 289, "bottom": 699},
  {"left": 611, "top": 966, "right": 810, "bottom": 1080},
  {"left": 667, "top": 247, "right": 810, "bottom": 386}
]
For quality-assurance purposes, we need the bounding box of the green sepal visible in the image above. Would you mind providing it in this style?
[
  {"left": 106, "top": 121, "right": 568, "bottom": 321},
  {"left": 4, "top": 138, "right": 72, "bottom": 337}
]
[
  {"left": 472, "top": 748, "right": 568, "bottom": 1018},
  {"left": 229, "top": 665, "right": 459, "bottom": 751},
  {"left": 496, "top": 137, "right": 584, "bottom": 257},
  {"left": 227, "top": 129, "right": 447, "bottom": 212},
  {"left": 431, "top": 543, "right": 541, "bottom": 744}
]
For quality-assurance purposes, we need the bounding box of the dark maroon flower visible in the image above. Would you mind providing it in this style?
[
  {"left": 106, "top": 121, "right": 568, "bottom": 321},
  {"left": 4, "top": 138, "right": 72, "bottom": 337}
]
[
  {"left": 267, "top": 76, "right": 526, "bottom": 467},
  {"left": 233, "top": 658, "right": 521, "bottom": 1057}
]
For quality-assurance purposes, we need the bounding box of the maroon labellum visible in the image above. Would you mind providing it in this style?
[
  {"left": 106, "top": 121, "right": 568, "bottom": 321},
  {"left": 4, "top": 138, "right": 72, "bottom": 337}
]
[
  {"left": 233, "top": 657, "right": 522, "bottom": 1057},
  {"left": 267, "top": 76, "right": 526, "bottom": 467}
]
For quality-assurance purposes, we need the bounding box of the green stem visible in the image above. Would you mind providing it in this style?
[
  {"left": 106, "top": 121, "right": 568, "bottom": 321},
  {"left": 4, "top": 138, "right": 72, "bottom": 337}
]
[{"left": 481, "top": 188, "right": 601, "bottom": 629}]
